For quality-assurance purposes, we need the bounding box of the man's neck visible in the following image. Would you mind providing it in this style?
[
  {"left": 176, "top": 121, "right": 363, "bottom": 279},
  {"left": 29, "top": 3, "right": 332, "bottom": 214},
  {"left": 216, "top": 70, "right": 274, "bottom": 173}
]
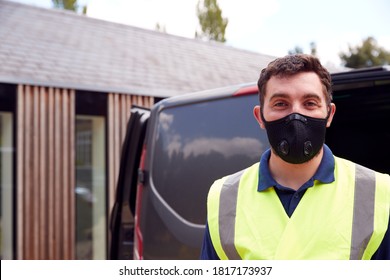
[{"left": 268, "top": 148, "right": 324, "bottom": 191}]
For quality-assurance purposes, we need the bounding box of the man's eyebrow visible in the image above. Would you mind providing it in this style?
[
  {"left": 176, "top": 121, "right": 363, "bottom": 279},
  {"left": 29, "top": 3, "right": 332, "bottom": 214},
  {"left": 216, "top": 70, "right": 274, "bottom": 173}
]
[
  {"left": 302, "top": 93, "right": 322, "bottom": 101},
  {"left": 269, "top": 93, "right": 290, "bottom": 100},
  {"left": 268, "top": 93, "right": 323, "bottom": 102}
]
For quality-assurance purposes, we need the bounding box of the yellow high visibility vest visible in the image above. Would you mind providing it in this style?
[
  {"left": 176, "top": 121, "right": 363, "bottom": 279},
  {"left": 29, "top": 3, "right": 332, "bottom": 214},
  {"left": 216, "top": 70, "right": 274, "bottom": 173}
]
[{"left": 207, "top": 156, "right": 390, "bottom": 260}]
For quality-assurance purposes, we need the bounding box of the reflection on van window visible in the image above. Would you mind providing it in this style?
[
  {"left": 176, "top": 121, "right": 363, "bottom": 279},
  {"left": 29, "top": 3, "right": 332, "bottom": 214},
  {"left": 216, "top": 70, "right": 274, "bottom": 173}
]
[
  {"left": 184, "top": 137, "right": 263, "bottom": 159},
  {"left": 152, "top": 95, "right": 268, "bottom": 224}
]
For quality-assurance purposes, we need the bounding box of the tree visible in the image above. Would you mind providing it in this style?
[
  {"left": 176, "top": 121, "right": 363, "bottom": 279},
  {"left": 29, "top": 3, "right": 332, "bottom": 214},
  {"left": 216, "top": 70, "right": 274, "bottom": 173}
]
[
  {"left": 288, "top": 45, "right": 304, "bottom": 55},
  {"left": 155, "top": 23, "right": 167, "bottom": 33},
  {"left": 288, "top": 41, "right": 317, "bottom": 56},
  {"left": 52, "top": 0, "right": 87, "bottom": 14},
  {"left": 196, "top": 0, "right": 228, "bottom": 43},
  {"left": 310, "top": 41, "right": 317, "bottom": 57},
  {"left": 339, "top": 37, "right": 390, "bottom": 68}
]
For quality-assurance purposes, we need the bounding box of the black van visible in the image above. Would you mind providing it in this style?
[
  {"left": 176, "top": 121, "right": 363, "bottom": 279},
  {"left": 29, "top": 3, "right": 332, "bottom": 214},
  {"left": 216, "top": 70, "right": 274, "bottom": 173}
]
[{"left": 110, "top": 66, "right": 390, "bottom": 260}]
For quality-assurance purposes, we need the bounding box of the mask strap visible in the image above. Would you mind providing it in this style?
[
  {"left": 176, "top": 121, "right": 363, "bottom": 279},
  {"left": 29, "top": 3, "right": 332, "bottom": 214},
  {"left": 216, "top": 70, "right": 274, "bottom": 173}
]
[{"left": 260, "top": 108, "right": 268, "bottom": 123}]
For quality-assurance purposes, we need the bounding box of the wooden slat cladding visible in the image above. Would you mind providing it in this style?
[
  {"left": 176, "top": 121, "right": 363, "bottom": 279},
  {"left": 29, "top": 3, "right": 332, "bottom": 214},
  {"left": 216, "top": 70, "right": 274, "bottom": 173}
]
[
  {"left": 16, "top": 85, "right": 75, "bottom": 259},
  {"left": 15, "top": 86, "right": 153, "bottom": 259},
  {"left": 107, "top": 93, "right": 154, "bottom": 213}
]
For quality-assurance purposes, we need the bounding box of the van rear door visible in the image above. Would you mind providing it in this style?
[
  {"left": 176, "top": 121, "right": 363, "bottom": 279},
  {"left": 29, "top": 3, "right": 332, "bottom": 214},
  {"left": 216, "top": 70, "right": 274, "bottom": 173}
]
[{"left": 109, "top": 106, "right": 150, "bottom": 259}]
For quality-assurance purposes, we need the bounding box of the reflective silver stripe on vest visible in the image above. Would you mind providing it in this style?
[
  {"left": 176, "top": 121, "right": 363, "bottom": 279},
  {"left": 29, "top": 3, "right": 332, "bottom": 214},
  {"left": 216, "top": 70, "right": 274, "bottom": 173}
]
[
  {"left": 350, "top": 164, "right": 376, "bottom": 260},
  {"left": 218, "top": 169, "right": 245, "bottom": 259}
]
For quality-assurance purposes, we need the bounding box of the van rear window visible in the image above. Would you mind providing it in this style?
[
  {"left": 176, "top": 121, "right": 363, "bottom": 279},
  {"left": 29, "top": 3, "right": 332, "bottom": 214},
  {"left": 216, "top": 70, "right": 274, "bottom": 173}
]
[{"left": 151, "top": 94, "right": 269, "bottom": 224}]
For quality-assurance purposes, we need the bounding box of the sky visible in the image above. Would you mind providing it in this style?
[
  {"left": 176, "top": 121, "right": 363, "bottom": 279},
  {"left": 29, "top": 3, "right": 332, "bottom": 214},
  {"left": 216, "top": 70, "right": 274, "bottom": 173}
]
[{"left": 9, "top": 0, "right": 390, "bottom": 67}]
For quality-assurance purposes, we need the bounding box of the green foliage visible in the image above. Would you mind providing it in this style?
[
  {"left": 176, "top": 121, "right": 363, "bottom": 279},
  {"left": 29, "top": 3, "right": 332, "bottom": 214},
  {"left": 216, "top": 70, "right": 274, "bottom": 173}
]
[
  {"left": 288, "top": 41, "right": 317, "bottom": 57},
  {"left": 340, "top": 37, "right": 390, "bottom": 68},
  {"left": 52, "top": 0, "right": 87, "bottom": 14},
  {"left": 288, "top": 46, "right": 304, "bottom": 55},
  {"left": 82, "top": 5, "right": 87, "bottom": 15},
  {"left": 52, "top": 0, "right": 77, "bottom": 11},
  {"left": 310, "top": 42, "right": 317, "bottom": 57},
  {"left": 155, "top": 23, "right": 167, "bottom": 33},
  {"left": 196, "top": 0, "right": 228, "bottom": 43}
]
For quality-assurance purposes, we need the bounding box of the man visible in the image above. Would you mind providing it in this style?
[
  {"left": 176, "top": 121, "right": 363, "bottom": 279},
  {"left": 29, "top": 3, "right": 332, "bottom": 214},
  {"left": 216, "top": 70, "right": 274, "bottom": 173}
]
[{"left": 201, "top": 54, "right": 390, "bottom": 260}]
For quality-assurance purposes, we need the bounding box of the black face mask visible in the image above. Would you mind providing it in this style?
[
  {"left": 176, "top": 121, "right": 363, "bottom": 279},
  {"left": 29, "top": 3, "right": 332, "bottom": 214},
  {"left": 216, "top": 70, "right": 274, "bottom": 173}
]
[{"left": 261, "top": 112, "right": 328, "bottom": 164}]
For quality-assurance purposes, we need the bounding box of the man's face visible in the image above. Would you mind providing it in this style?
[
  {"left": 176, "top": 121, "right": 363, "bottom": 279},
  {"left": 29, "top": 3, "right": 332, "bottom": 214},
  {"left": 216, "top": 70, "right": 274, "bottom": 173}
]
[{"left": 254, "top": 72, "right": 335, "bottom": 128}]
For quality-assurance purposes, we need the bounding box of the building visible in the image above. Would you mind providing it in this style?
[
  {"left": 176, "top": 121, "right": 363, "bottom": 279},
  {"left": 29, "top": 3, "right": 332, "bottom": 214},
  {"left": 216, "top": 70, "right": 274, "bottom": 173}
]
[{"left": 0, "top": 0, "right": 277, "bottom": 259}]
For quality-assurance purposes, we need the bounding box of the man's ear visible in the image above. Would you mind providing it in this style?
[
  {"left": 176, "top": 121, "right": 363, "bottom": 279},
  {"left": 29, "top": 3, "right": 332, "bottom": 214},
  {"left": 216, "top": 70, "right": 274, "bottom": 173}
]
[
  {"left": 253, "top": 105, "right": 265, "bottom": 129},
  {"left": 326, "top": 103, "right": 336, "bottom": 127}
]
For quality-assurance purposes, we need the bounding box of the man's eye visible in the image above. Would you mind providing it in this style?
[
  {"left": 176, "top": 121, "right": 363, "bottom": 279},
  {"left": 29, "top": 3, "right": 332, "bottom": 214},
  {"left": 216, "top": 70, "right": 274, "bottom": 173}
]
[
  {"left": 305, "top": 101, "right": 318, "bottom": 107},
  {"left": 274, "top": 102, "right": 287, "bottom": 107}
]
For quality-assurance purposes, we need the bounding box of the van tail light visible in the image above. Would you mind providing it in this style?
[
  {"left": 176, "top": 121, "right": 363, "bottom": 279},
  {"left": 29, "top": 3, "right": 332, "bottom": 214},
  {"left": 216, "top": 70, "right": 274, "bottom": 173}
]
[
  {"left": 233, "top": 85, "right": 258, "bottom": 96},
  {"left": 134, "top": 144, "right": 147, "bottom": 260}
]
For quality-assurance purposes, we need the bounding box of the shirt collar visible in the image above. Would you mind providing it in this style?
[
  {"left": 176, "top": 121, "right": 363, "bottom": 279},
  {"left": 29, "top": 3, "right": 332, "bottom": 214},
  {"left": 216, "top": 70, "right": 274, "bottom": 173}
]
[{"left": 258, "top": 144, "right": 335, "bottom": 192}]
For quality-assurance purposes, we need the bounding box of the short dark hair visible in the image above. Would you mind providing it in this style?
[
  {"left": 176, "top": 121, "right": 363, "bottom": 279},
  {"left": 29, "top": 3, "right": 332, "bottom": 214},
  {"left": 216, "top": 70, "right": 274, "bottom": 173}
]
[{"left": 257, "top": 54, "right": 333, "bottom": 107}]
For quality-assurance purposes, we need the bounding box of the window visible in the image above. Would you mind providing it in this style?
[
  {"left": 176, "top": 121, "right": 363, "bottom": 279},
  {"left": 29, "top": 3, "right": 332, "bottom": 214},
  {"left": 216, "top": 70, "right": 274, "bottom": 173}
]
[
  {"left": 75, "top": 116, "right": 106, "bottom": 259},
  {"left": 152, "top": 94, "right": 269, "bottom": 224},
  {"left": 0, "top": 112, "right": 13, "bottom": 259}
]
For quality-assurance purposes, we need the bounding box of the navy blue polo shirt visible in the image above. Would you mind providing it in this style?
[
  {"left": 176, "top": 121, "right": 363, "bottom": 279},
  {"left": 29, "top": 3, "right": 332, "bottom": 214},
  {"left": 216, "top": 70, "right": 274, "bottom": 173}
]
[{"left": 200, "top": 145, "right": 390, "bottom": 260}]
